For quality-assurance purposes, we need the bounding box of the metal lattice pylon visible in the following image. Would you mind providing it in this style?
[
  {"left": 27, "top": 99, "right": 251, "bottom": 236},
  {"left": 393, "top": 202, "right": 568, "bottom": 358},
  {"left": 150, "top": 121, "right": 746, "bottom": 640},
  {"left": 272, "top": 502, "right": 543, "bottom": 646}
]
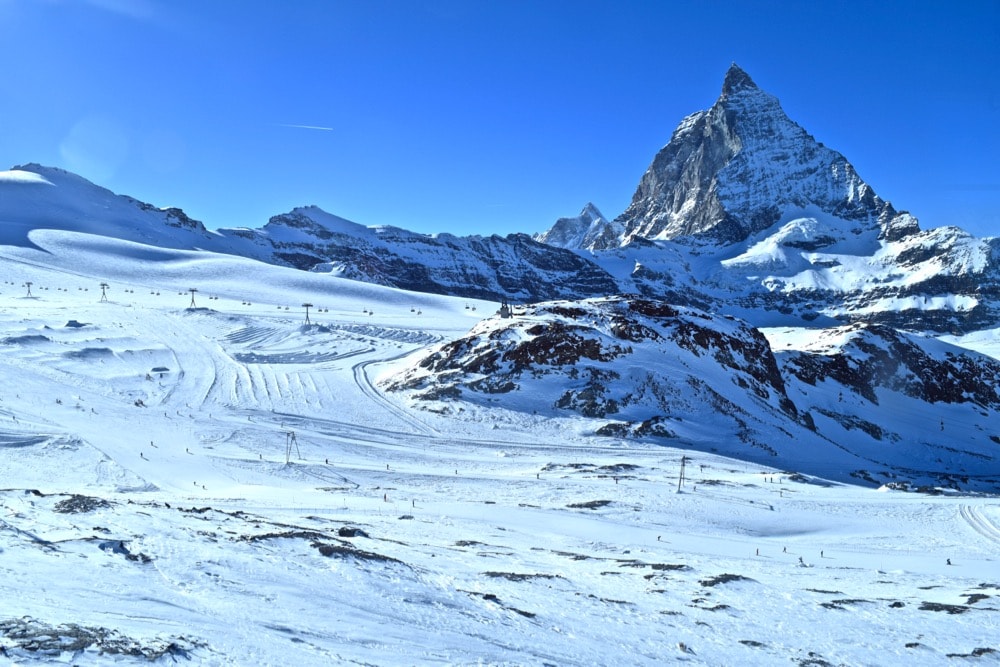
[{"left": 285, "top": 431, "right": 301, "bottom": 464}]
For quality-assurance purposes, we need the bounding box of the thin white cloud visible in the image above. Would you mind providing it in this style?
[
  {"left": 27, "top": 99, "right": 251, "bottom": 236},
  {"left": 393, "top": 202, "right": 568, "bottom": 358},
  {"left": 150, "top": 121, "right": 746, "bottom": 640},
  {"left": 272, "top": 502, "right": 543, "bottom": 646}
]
[{"left": 277, "top": 123, "right": 334, "bottom": 132}]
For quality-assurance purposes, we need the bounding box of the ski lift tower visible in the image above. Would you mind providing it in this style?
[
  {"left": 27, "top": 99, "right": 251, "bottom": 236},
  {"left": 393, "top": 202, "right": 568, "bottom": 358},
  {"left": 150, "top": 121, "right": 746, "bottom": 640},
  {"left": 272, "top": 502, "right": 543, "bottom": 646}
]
[
  {"left": 24, "top": 282, "right": 33, "bottom": 297},
  {"left": 99, "top": 283, "right": 109, "bottom": 302},
  {"left": 285, "top": 431, "right": 301, "bottom": 464},
  {"left": 188, "top": 288, "right": 198, "bottom": 308},
  {"left": 302, "top": 303, "right": 313, "bottom": 325}
]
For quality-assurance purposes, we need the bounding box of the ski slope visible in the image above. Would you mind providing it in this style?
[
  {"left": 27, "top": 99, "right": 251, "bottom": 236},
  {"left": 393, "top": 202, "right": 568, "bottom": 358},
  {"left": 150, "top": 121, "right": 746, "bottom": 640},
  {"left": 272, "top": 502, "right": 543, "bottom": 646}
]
[{"left": 0, "top": 231, "right": 997, "bottom": 665}]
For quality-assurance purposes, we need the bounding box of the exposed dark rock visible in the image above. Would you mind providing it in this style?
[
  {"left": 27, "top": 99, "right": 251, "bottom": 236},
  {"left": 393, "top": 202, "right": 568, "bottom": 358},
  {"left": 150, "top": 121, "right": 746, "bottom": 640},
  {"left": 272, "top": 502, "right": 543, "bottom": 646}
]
[
  {"left": 0, "top": 616, "right": 204, "bottom": 660},
  {"left": 566, "top": 500, "right": 613, "bottom": 510},
  {"left": 482, "top": 572, "right": 564, "bottom": 582},
  {"left": 53, "top": 494, "right": 111, "bottom": 514},
  {"left": 700, "top": 574, "right": 755, "bottom": 587},
  {"left": 337, "top": 527, "right": 369, "bottom": 538},
  {"left": 919, "top": 602, "right": 970, "bottom": 614},
  {"left": 314, "top": 542, "right": 402, "bottom": 564}
]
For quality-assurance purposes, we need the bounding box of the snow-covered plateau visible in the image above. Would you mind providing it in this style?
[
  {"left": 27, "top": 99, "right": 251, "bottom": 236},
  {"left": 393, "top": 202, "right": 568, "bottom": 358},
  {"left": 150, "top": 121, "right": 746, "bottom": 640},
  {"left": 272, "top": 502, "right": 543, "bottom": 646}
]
[{"left": 0, "top": 228, "right": 997, "bottom": 666}]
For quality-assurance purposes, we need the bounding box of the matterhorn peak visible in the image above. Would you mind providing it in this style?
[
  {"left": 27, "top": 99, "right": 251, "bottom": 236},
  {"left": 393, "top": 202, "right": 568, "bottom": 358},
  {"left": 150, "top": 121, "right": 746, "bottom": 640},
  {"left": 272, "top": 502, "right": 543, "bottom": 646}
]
[
  {"left": 721, "top": 62, "right": 757, "bottom": 95},
  {"left": 608, "top": 65, "right": 895, "bottom": 247}
]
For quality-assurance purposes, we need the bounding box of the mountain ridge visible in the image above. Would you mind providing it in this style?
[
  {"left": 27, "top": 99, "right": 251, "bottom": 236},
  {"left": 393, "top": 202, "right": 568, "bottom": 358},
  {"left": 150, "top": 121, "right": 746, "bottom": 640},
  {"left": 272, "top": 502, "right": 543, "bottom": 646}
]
[{"left": 3, "top": 65, "right": 999, "bottom": 333}]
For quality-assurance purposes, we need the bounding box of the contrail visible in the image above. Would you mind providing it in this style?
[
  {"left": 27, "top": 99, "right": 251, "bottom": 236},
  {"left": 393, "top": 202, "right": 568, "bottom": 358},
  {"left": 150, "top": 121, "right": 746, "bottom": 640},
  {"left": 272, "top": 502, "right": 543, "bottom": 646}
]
[{"left": 277, "top": 123, "right": 334, "bottom": 132}]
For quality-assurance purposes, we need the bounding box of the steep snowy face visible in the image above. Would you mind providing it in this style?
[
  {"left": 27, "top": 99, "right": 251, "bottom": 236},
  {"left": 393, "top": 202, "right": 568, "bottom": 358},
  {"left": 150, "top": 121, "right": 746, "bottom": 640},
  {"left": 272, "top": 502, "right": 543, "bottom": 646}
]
[
  {"left": 613, "top": 64, "right": 896, "bottom": 246},
  {"left": 0, "top": 164, "right": 215, "bottom": 249},
  {"left": 534, "top": 203, "right": 623, "bottom": 252}
]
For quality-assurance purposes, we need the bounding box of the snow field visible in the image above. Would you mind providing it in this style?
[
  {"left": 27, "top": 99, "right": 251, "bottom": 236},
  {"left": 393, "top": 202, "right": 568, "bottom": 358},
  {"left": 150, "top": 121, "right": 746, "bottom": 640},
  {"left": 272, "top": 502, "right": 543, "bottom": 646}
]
[{"left": 0, "top": 234, "right": 996, "bottom": 665}]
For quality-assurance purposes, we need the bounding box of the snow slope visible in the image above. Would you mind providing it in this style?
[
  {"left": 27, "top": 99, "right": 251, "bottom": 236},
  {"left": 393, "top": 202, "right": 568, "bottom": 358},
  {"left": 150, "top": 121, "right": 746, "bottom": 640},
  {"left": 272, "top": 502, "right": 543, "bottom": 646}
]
[{"left": 0, "top": 231, "right": 996, "bottom": 664}]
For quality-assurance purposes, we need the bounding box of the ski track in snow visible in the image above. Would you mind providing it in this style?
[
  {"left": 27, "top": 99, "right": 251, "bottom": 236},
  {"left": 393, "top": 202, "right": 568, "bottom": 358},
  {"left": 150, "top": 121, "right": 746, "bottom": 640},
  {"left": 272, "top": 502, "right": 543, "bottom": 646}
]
[
  {"left": 960, "top": 504, "right": 1000, "bottom": 546},
  {"left": 352, "top": 356, "right": 439, "bottom": 437}
]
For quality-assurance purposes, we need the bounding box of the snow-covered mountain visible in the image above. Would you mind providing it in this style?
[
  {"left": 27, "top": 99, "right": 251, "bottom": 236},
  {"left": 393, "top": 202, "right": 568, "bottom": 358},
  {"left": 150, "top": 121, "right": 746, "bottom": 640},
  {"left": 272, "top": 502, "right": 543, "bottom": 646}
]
[
  {"left": 0, "top": 166, "right": 619, "bottom": 304},
  {"left": 533, "top": 202, "right": 622, "bottom": 252},
  {"left": 221, "top": 206, "right": 619, "bottom": 302},
  {"left": 608, "top": 64, "right": 904, "bottom": 246},
  {"left": 384, "top": 296, "right": 1000, "bottom": 492},
  {"left": 0, "top": 238, "right": 996, "bottom": 663},
  {"left": 0, "top": 164, "right": 220, "bottom": 251},
  {"left": 536, "top": 65, "right": 1000, "bottom": 334}
]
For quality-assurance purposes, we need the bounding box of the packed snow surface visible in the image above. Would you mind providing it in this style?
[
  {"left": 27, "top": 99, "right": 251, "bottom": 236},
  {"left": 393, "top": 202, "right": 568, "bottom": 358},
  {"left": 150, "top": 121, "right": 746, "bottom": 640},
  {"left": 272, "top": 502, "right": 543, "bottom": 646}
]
[{"left": 0, "top": 230, "right": 997, "bottom": 665}]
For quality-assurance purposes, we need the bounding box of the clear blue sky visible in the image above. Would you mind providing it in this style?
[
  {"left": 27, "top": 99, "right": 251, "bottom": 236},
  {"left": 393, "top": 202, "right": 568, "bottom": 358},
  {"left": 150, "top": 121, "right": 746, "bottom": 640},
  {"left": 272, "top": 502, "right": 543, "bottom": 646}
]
[{"left": 1, "top": 0, "right": 998, "bottom": 237}]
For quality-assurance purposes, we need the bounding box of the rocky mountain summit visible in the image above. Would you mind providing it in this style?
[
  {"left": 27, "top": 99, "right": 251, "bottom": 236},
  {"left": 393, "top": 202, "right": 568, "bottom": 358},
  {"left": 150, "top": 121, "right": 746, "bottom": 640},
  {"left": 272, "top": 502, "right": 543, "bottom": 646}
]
[
  {"left": 607, "top": 64, "right": 907, "bottom": 247},
  {"left": 534, "top": 203, "right": 622, "bottom": 252},
  {"left": 537, "top": 65, "right": 1000, "bottom": 334}
]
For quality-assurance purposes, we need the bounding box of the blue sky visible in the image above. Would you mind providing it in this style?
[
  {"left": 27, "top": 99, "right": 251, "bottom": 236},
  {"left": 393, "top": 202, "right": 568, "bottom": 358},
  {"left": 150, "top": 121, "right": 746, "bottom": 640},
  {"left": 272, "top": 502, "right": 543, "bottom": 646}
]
[{"left": 1, "top": 0, "right": 998, "bottom": 237}]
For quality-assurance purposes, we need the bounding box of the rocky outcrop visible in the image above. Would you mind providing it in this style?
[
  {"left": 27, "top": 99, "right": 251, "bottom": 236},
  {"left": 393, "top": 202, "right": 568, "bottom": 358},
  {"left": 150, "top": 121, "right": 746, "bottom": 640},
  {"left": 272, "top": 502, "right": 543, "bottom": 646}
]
[
  {"left": 779, "top": 323, "right": 1000, "bottom": 408},
  {"left": 384, "top": 296, "right": 799, "bottom": 431}
]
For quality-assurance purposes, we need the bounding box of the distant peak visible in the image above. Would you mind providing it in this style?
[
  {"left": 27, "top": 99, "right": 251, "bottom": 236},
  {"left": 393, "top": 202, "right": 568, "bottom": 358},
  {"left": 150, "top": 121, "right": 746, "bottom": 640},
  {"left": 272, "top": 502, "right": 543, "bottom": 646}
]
[
  {"left": 581, "top": 202, "right": 605, "bottom": 220},
  {"left": 721, "top": 62, "right": 757, "bottom": 95}
]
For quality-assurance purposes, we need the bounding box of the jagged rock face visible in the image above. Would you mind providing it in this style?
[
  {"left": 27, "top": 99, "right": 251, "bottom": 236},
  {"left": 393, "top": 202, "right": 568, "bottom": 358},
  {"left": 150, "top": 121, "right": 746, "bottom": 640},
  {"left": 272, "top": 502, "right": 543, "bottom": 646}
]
[
  {"left": 236, "top": 207, "right": 620, "bottom": 303},
  {"left": 611, "top": 65, "right": 896, "bottom": 247},
  {"left": 780, "top": 323, "right": 1000, "bottom": 408},
  {"left": 534, "top": 203, "right": 623, "bottom": 252},
  {"left": 383, "top": 296, "right": 797, "bottom": 428}
]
